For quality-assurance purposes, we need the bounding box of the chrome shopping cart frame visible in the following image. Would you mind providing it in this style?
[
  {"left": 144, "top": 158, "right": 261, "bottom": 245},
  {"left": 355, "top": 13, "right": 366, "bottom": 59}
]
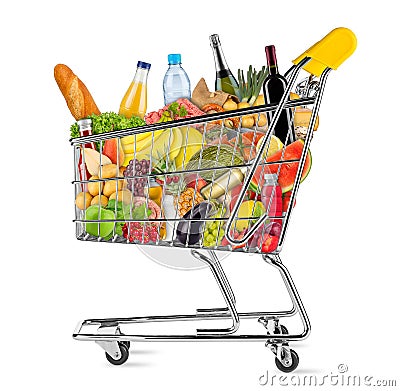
[{"left": 70, "top": 29, "right": 356, "bottom": 372}]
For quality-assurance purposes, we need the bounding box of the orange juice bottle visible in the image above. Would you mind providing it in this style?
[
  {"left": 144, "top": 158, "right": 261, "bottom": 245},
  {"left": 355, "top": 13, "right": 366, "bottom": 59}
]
[{"left": 119, "top": 61, "right": 151, "bottom": 119}]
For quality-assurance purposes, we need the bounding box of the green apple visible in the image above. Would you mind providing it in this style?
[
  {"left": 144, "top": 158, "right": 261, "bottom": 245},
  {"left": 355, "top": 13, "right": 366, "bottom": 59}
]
[{"left": 85, "top": 205, "right": 115, "bottom": 238}]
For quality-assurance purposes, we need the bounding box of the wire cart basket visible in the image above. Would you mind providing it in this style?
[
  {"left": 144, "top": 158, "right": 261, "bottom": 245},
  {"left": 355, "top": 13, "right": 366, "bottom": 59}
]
[{"left": 70, "top": 28, "right": 356, "bottom": 372}]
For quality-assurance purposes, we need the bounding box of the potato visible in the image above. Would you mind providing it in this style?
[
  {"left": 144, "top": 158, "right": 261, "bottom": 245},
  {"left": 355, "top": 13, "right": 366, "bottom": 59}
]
[
  {"left": 109, "top": 190, "right": 132, "bottom": 204},
  {"left": 223, "top": 98, "right": 237, "bottom": 111},
  {"left": 253, "top": 113, "right": 268, "bottom": 127},
  {"left": 75, "top": 192, "right": 93, "bottom": 210},
  {"left": 87, "top": 175, "right": 104, "bottom": 196},
  {"left": 253, "top": 95, "right": 265, "bottom": 106},
  {"left": 103, "top": 179, "right": 124, "bottom": 197},
  {"left": 241, "top": 114, "right": 255, "bottom": 128},
  {"left": 99, "top": 164, "right": 118, "bottom": 179},
  {"left": 91, "top": 195, "right": 109, "bottom": 207}
]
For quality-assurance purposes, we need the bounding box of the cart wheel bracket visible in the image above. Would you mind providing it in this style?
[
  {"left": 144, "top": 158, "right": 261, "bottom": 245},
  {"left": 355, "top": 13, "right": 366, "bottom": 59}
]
[{"left": 95, "top": 325, "right": 123, "bottom": 359}]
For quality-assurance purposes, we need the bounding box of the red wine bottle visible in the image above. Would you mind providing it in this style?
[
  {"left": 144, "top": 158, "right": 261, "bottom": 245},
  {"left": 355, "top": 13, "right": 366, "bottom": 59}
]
[{"left": 263, "top": 45, "right": 295, "bottom": 144}]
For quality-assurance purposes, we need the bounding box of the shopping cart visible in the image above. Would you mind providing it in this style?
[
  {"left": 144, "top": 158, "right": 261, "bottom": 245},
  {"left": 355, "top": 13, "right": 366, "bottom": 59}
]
[{"left": 70, "top": 28, "right": 356, "bottom": 372}]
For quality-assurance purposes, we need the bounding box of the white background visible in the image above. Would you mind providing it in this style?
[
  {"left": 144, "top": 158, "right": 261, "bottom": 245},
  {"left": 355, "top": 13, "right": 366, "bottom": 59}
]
[{"left": 1, "top": 0, "right": 399, "bottom": 390}]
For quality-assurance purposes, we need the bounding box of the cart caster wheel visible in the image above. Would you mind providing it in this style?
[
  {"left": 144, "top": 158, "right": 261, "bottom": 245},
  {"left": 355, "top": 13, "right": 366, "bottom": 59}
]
[
  {"left": 121, "top": 340, "right": 131, "bottom": 350},
  {"left": 275, "top": 349, "right": 299, "bottom": 373},
  {"left": 274, "top": 325, "right": 289, "bottom": 335},
  {"left": 105, "top": 343, "right": 129, "bottom": 365}
]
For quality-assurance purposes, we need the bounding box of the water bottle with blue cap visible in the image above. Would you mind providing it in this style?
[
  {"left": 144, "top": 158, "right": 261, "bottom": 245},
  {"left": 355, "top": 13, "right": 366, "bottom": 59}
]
[{"left": 163, "top": 54, "right": 191, "bottom": 105}]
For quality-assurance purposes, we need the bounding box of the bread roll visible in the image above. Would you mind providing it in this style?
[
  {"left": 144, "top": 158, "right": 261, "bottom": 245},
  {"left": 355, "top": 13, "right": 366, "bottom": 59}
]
[{"left": 54, "top": 64, "right": 100, "bottom": 120}]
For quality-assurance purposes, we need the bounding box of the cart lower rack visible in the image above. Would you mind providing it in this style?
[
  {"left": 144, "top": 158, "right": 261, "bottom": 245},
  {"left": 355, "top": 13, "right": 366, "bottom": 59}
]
[{"left": 70, "top": 28, "right": 356, "bottom": 372}]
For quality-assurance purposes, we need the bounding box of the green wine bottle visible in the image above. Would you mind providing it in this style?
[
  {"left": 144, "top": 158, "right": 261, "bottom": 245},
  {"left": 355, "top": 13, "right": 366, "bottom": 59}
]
[{"left": 209, "top": 34, "right": 241, "bottom": 100}]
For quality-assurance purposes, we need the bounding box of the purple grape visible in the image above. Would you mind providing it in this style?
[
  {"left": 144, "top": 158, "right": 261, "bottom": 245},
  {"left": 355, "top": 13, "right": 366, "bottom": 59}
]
[{"left": 124, "top": 158, "right": 150, "bottom": 196}]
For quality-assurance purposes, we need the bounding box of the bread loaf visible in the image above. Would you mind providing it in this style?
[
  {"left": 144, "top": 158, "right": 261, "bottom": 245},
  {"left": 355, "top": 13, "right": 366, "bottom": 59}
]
[{"left": 54, "top": 64, "right": 100, "bottom": 120}]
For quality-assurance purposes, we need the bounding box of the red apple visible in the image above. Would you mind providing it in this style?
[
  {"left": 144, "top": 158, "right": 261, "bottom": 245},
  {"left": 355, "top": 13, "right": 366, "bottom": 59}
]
[{"left": 103, "top": 138, "right": 125, "bottom": 166}]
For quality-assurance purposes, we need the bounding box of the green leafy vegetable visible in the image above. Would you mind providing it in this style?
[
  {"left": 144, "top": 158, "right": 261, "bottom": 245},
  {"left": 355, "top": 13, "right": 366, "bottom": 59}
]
[
  {"left": 70, "top": 112, "right": 146, "bottom": 139},
  {"left": 158, "top": 102, "right": 188, "bottom": 123},
  {"left": 131, "top": 203, "right": 152, "bottom": 220}
]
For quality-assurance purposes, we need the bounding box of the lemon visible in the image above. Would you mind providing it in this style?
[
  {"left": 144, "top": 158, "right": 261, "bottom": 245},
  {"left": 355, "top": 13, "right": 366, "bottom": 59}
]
[
  {"left": 256, "top": 135, "right": 283, "bottom": 158},
  {"left": 235, "top": 200, "right": 266, "bottom": 232}
]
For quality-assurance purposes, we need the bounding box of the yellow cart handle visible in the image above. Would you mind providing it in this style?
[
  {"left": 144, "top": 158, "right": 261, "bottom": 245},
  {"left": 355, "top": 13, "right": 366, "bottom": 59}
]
[{"left": 293, "top": 27, "right": 357, "bottom": 76}]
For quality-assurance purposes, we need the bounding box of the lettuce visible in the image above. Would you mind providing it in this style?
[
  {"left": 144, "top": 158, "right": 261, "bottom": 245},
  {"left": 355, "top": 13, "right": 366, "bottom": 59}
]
[{"left": 70, "top": 112, "right": 146, "bottom": 139}]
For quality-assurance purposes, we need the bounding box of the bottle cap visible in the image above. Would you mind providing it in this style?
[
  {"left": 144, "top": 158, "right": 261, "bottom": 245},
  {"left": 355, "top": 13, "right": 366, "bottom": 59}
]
[
  {"left": 265, "top": 45, "right": 277, "bottom": 67},
  {"left": 168, "top": 54, "right": 181, "bottom": 65},
  {"left": 209, "top": 34, "right": 220, "bottom": 47},
  {"left": 137, "top": 61, "right": 151, "bottom": 69},
  {"left": 77, "top": 118, "right": 92, "bottom": 129},
  {"left": 264, "top": 173, "right": 278, "bottom": 183}
]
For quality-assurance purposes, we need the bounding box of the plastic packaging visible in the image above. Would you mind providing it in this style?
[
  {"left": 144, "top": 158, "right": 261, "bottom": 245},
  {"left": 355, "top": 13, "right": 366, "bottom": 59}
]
[
  {"left": 293, "top": 27, "right": 357, "bottom": 76},
  {"left": 119, "top": 61, "right": 151, "bottom": 119},
  {"left": 261, "top": 174, "right": 282, "bottom": 223},
  {"left": 163, "top": 54, "right": 191, "bottom": 105}
]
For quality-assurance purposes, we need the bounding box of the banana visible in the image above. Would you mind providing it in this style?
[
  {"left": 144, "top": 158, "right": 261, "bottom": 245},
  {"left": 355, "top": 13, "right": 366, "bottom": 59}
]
[
  {"left": 121, "top": 131, "right": 152, "bottom": 145},
  {"left": 168, "top": 127, "right": 182, "bottom": 161},
  {"left": 122, "top": 129, "right": 165, "bottom": 154}
]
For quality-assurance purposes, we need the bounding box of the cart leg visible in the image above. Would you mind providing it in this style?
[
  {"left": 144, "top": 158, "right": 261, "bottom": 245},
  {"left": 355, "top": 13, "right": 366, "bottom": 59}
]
[
  {"left": 196, "top": 250, "right": 236, "bottom": 315},
  {"left": 260, "top": 254, "right": 310, "bottom": 372},
  {"left": 191, "top": 250, "right": 240, "bottom": 335},
  {"left": 262, "top": 254, "right": 311, "bottom": 339}
]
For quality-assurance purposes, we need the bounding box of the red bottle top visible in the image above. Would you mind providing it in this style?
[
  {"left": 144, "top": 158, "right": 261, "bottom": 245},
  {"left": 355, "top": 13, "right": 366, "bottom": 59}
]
[{"left": 265, "top": 45, "right": 279, "bottom": 74}]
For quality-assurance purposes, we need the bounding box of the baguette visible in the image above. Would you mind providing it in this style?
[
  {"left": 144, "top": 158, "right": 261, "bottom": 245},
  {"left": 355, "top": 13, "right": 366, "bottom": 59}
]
[{"left": 54, "top": 64, "right": 100, "bottom": 120}]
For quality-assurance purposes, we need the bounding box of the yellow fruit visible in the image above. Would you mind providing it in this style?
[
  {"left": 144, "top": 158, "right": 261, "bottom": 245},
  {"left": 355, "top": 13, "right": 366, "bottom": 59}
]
[
  {"left": 290, "top": 92, "right": 301, "bottom": 100},
  {"left": 121, "top": 129, "right": 164, "bottom": 154},
  {"left": 168, "top": 127, "right": 183, "bottom": 161},
  {"left": 235, "top": 200, "right": 266, "bottom": 232},
  {"left": 174, "top": 127, "right": 204, "bottom": 169},
  {"left": 135, "top": 128, "right": 175, "bottom": 161},
  {"left": 256, "top": 135, "right": 284, "bottom": 158},
  {"left": 122, "top": 153, "right": 134, "bottom": 167},
  {"left": 176, "top": 188, "right": 204, "bottom": 217},
  {"left": 121, "top": 131, "right": 154, "bottom": 145}
]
